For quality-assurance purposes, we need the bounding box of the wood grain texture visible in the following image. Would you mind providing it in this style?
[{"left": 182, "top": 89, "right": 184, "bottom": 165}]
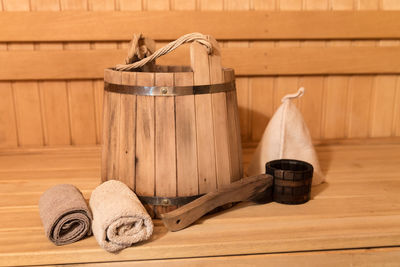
[
  {"left": 29, "top": 247, "right": 400, "bottom": 266},
  {"left": 61, "top": 0, "right": 97, "bottom": 146},
  {"left": 32, "top": 0, "right": 71, "bottom": 146},
  {"left": 190, "top": 41, "right": 217, "bottom": 194},
  {"left": 118, "top": 72, "right": 136, "bottom": 189},
  {"left": 323, "top": 75, "right": 349, "bottom": 139},
  {"left": 0, "top": 82, "right": 17, "bottom": 147},
  {"left": 394, "top": 77, "right": 400, "bottom": 136},
  {"left": 161, "top": 174, "right": 273, "bottom": 231},
  {"left": 93, "top": 80, "right": 104, "bottom": 144},
  {"left": 4, "top": 46, "right": 400, "bottom": 80},
  {"left": 135, "top": 72, "right": 155, "bottom": 216},
  {"left": 370, "top": 75, "right": 397, "bottom": 137},
  {"left": 1, "top": 144, "right": 400, "bottom": 265},
  {"left": 39, "top": 81, "right": 71, "bottom": 145},
  {"left": 1, "top": 11, "right": 400, "bottom": 41},
  {"left": 101, "top": 70, "right": 121, "bottom": 181},
  {"left": 67, "top": 80, "right": 97, "bottom": 145},
  {"left": 249, "top": 40, "right": 275, "bottom": 142},
  {"left": 347, "top": 76, "right": 374, "bottom": 138},
  {"left": 208, "top": 36, "right": 231, "bottom": 188},
  {"left": 3, "top": 0, "right": 43, "bottom": 147},
  {"left": 154, "top": 73, "right": 176, "bottom": 215},
  {"left": 0, "top": 0, "right": 400, "bottom": 149},
  {"left": 12, "top": 81, "right": 44, "bottom": 146},
  {"left": 225, "top": 70, "right": 243, "bottom": 182},
  {"left": 174, "top": 72, "right": 198, "bottom": 196}
]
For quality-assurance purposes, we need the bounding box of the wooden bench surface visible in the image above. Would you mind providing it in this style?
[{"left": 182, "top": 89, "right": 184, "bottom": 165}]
[{"left": 1, "top": 144, "right": 400, "bottom": 266}]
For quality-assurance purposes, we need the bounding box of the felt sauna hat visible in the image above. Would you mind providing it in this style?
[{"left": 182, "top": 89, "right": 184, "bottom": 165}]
[{"left": 247, "top": 88, "right": 325, "bottom": 186}]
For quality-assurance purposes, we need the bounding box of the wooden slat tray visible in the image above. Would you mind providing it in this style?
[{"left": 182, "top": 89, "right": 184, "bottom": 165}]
[{"left": 1, "top": 144, "right": 400, "bottom": 266}]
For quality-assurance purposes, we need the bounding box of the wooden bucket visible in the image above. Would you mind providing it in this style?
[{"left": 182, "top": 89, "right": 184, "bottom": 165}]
[
  {"left": 101, "top": 33, "right": 243, "bottom": 217},
  {"left": 265, "top": 159, "right": 313, "bottom": 205}
]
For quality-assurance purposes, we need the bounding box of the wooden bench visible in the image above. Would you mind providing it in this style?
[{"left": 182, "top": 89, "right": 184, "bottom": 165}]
[
  {"left": 1, "top": 1, "right": 400, "bottom": 265},
  {"left": 1, "top": 144, "right": 400, "bottom": 266}
]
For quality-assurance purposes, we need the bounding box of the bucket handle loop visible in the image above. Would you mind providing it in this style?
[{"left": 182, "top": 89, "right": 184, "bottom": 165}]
[{"left": 115, "top": 33, "right": 212, "bottom": 71}]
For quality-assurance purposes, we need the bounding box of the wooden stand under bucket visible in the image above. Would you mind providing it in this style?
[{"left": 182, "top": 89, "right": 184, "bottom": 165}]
[{"left": 101, "top": 33, "right": 243, "bottom": 218}]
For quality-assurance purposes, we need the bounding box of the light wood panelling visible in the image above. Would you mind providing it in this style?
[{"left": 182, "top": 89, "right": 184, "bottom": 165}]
[
  {"left": 11, "top": 83, "right": 44, "bottom": 148},
  {"left": 146, "top": 0, "right": 170, "bottom": 10},
  {"left": 394, "top": 78, "right": 400, "bottom": 136},
  {"left": 62, "top": 0, "right": 97, "bottom": 146},
  {"left": 275, "top": 0, "right": 302, "bottom": 141},
  {"left": 3, "top": 47, "right": 400, "bottom": 80},
  {"left": 119, "top": 0, "right": 142, "bottom": 10},
  {"left": 249, "top": 1, "right": 275, "bottom": 143},
  {"left": 224, "top": 0, "right": 250, "bottom": 142},
  {"left": 4, "top": 0, "right": 44, "bottom": 147},
  {"left": 382, "top": 0, "right": 400, "bottom": 139},
  {"left": 0, "top": 0, "right": 400, "bottom": 149},
  {"left": 249, "top": 76, "right": 274, "bottom": 141},
  {"left": 382, "top": 0, "right": 400, "bottom": 9},
  {"left": 322, "top": 0, "right": 352, "bottom": 140},
  {"left": 171, "top": 0, "right": 195, "bottom": 10},
  {"left": 199, "top": 0, "right": 223, "bottom": 10},
  {"left": 66, "top": 81, "right": 97, "bottom": 145},
  {"left": 0, "top": 0, "right": 20, "bottom": 149},
  {"left": 299, "top": 0, "right": 328, "bottom": 141},
  {"left": 1, "top": 11, "right": 400, "bottom": 41},
  {"left": 32, "top": 0, "right": 71, "bottom": 146},
  {"left": 323, "top": 42, "right": 351, "bottom": 139},
  {"left": 323, "top": 75, "right": 349, "bottom": 139},
  {"left": 370, "top": 75, "right": 398, "bottom": 137},
  {"left": 39, "top": 81, "right": 71, "bottom": 145},
  {"left": 299, "top": 75, "right": 325, "bottom": 139},
  {"left": 347, "top": 76, "right": 374, "bottom": 138},
  {"left": 0, "top": 82, "right": 18, "bottom": 148}
]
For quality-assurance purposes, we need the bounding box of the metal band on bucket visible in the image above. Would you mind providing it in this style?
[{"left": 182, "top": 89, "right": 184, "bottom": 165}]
[
  {"left": 104, "top": 81, "right": 236, "bottom": 96},
  {"left": 138, "top": 194, "right": 205, "bottom": 206}
]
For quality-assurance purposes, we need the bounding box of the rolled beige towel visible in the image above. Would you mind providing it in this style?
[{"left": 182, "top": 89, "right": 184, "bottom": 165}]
[
  {"left": 90, "top": 180, "right": 153, "bottom": 253},
  {"left": 39, "top": 184, "right": 92, "bottom": 246}
]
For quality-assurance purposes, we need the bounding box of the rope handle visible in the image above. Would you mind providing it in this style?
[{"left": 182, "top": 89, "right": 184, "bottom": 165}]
[
  {"left": 281, "top": 87, "right": 305, "bottom": 103},
  {"left": 115, "top": 32, "right": 213, "bottom": 71}
]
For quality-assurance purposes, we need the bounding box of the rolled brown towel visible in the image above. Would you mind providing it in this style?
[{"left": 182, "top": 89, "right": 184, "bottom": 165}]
[
  {"left": 90, "top": 180, "right": 153, "bottom": 253},
  {"left": 39, "top": 184, "right": 92, "bottom": 246}
]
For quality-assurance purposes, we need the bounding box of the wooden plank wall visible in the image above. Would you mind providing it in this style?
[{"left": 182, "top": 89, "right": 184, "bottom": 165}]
[{"left": 0, "top": 0, "right": 399, "bottom": 149}]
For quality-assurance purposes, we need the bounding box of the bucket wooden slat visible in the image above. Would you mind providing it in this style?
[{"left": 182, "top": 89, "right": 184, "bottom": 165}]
[
  {"left": 101, "top": 90, "right": 110, "bottom": 183},
  {"left": 224, "top": 69, "right": 242, "bottom": 182},
  {"left": 208, "top": 36, "right": 232, "bottom": 188},
  {"left": 135, "top": 72, "right": 156, "bottom": 217},
  {"left": 233, "top": 90, "right": 244, "bottom": 179},
  {"left": 118, "top": 72, "right": 137, "bottom": 189},
  {"left": 102, "top": 70, "right": 121, "bottom": 182},
  {"left": 190, "top": 41, "right": 217, "bottom": 194},
  {"left": 174, "top": 72, "right": 199, "bottom": 197},
  {"left": 155, "top": 72, "right": 177, "bottom": 216}
]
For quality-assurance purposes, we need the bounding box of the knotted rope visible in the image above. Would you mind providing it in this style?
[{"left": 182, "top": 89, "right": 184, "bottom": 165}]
[
  {"left": 115, "top": 32, "right": 212, "bottom": 71},
  {"left": 281, "top": 87, "right": 305, "bottom": 102}
]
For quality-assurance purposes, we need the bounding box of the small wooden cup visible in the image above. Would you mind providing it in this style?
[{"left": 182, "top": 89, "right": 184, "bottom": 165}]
[{"left": 265, "top": 159, "right": 313, "bottom": 205}]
